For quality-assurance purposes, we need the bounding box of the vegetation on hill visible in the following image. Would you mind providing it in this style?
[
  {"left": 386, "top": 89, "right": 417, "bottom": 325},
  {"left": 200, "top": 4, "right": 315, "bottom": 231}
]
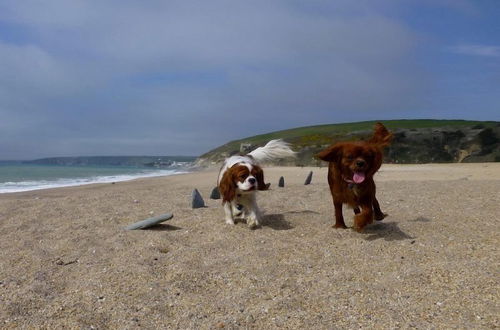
[{"left": 197, "top": 120, "right": 500, "bottom": 166}]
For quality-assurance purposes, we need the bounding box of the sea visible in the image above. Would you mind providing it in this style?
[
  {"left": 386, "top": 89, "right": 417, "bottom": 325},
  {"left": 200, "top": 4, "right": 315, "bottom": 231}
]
[{"left": 0, "top": 158, "right": 196, "bottom": 194}]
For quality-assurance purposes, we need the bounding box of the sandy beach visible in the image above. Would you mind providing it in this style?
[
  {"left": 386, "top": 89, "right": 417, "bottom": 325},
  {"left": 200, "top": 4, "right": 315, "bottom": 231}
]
[{"left": 0, "top": 163, "right": 499, "bottom": 329}]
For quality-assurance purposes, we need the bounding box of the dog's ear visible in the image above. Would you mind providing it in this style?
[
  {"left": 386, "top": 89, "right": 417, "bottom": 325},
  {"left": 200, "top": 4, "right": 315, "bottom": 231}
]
[
  {"left": 369, "top": 122, "right": 393, "bottom": 147},
  {"left": 219, "top": 168, "right": 236, "bottom": 203},
  {"left": 252, "top": 165, "right": 268, "bottom": 191},
  {"left": 316, "top": 144, "right": 343, "bottom": 162}
]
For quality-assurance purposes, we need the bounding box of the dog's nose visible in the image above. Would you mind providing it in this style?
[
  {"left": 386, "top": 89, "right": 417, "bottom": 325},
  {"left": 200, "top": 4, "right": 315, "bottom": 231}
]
[
  {"left": 248, "top": 178, "right": 256, "bottom": 184},
  {"left": 356, "top": 160, "right": 366, "bottom": 167}
]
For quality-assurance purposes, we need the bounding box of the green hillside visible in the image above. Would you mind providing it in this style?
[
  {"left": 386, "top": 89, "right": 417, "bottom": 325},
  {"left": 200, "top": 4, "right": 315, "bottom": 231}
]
[{"left": 198, "top": 119, "right": 500, "bottom": 165}]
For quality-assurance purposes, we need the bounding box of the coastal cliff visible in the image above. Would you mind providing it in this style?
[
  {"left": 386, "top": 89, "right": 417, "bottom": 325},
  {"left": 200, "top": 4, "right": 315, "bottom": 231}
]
[{"left": 196, "top": 120, "right": 500, "bottom": 166}]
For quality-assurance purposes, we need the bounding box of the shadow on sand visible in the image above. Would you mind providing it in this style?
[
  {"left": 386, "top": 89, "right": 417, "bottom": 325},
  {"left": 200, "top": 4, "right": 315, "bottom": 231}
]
[
  {"left": 261, "top": 210, "right": 320, "bottom": 230},
  {"left": 363, "top": 221, "right": 414, "bottom": 241},
  {"left": 261, "top": 214, "right": 294, "bottom": 230},
  {"left": 145, "top": 224, "right": 183, "bottom": 231}
]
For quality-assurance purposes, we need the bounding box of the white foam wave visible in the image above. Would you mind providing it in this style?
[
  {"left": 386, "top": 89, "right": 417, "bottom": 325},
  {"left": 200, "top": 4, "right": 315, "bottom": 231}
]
[{"left": 0, "top": 169, "right": 186, "bottom": 194}]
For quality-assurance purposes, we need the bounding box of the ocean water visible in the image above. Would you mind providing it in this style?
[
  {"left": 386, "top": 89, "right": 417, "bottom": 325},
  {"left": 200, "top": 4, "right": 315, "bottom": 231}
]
[{"left": 0, "top": 163, "right": 191, "bottom": 194}]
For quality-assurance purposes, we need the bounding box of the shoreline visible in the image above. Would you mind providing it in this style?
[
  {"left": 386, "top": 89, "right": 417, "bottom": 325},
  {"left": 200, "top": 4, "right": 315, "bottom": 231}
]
[
  {"left": 0, "top": 167, "right": 192, "bottom": 195},
  {"left": 1, "top": 162, "right": 499, "bottom": 196}
]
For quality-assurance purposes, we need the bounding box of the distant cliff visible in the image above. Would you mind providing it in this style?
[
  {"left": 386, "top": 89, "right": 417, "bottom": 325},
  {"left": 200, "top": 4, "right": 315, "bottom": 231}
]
[{"left": 196, "top": 120, "right": 500, "bottom": 166}]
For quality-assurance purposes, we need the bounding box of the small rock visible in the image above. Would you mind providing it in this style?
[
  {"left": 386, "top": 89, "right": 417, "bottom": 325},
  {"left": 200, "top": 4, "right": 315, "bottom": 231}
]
[
  {"left": 278, "top": 176, "right": 285, "bottom": 187},
  {"left": 124, "top": 213, "right": 173, "bottom": 230},
  {"left": 133, "top": 199, "right": 139, "bottom": 203},
  {"left": 192, "top": 189, "right": 205, "bottom": 208},
  {"left": 304, "top": 171, "right": 313, "bottom": 185},
  {"left": 246, "top": 314, "right": 255, "bottom": 323},
  {"left": 216, "top": 322, "right": 225, "bottom": 328},
  {"left": 210, "top": 187, "right": 221, "bottom": 199}
]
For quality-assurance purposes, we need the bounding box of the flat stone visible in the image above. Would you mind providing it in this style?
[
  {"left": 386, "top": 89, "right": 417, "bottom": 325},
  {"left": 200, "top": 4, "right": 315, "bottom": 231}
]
[
  {"left": 278, "top": 176, "right": 285, "bottom": 187},
  {"left": 124, "top": 213, "right": 173, "bottom": 230},
  {"left": 192, "top": 189, "right": 205, "bottom": 208}
]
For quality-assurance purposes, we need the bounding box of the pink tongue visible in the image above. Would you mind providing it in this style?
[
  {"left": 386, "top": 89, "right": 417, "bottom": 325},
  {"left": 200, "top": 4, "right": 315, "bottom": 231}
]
[{"left": 353, "top": 172, "right": 365, "bottom": 184}]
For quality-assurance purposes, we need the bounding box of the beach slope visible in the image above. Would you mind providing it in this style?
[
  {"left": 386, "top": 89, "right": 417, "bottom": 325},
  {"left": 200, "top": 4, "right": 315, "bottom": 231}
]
[{"left": 0, "top": 163, "right": 499, "bottom": 328}]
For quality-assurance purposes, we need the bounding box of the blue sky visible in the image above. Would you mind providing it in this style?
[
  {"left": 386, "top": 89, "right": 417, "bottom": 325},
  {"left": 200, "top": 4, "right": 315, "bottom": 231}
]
[{"left": 0, "top": 0, "right": 499, "bottom": 159}]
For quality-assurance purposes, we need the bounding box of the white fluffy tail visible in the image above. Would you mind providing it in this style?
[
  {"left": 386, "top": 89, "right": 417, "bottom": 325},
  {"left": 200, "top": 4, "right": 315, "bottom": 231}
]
[{"left": 248, "top": 139, "right": 296, "bottom": 162}]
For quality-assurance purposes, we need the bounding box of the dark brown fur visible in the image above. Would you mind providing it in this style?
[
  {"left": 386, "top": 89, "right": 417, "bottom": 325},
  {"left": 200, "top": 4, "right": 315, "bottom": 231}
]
[{"left": 316, "top": 123, "right": 393, "bottom": 232}]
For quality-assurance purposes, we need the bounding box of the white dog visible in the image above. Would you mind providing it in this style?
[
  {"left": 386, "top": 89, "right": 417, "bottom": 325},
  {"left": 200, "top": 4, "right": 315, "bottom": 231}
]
[{"left": 217, "top": 140, "right": 296, "bottom": 228}]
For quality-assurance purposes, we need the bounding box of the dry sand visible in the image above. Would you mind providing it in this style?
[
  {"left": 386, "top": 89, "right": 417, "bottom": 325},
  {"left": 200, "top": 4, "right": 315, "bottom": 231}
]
[{"left": 0, "top": 163, "right": 499, "bottom": 329}]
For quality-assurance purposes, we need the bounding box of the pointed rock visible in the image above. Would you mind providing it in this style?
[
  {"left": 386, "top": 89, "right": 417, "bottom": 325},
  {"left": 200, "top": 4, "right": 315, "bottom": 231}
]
[
  {"left": 278, "top": 176, "right": 285, "bottom": 187},
  {"left": 210, "top": 187, "right": 221, "bottom": 199},
  {"left": 304, "top": 171, "right": 313, "bottom": 185},
  {"left": 192, "top": 189, "right": 205, "bottom": 208}
]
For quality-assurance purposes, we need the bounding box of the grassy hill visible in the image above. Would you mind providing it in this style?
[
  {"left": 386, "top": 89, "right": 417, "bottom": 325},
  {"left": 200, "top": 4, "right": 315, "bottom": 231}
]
[{"left": 197, "top": 119, "right": 500, "bottom": 165}]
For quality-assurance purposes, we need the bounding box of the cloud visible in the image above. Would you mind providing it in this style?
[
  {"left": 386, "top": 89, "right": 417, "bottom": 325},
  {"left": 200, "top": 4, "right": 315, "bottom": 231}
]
[
  {"left": 449, "top": 44, "right": 500, "bottom": 57},
  {"left": 0, "top": 1, "right": 437, "bottom": 159}
]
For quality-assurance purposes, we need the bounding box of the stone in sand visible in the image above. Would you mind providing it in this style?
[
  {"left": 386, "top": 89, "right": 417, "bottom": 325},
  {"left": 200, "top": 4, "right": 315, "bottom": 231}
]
[
  {"left": 278, "top": 176, "right": 285, "bottom": 187},
  {"left": 210, "top": 187, "right": 221, "bottom": 199},
  {"left": 304, "top": 171, "right": 313, "bottom": 185},
  {"left": 124, "top": 213, "right": 173, "bottom": 230},
  {"left": 192, "top": 189, "right": 205, "bottom": 208}
]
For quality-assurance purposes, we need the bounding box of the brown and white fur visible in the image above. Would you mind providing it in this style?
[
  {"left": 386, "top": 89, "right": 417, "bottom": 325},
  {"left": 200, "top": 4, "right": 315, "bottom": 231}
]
[{"left": 218, "top": 140, "right": 296, "bottom": 228}]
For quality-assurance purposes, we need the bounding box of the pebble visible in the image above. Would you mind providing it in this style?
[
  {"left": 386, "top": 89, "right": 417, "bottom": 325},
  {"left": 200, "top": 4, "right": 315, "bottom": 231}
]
[
  {"left": 124, "top": 213, "right": 173, "bottom": 230},
  {"left": 210, "top": 187, "right": 221, "bottom": 199},
  {"left": 192, "top": 189, "right": 205, "bottom": 208},
  {"left": 246, "top": 314, "right": 255, "bottom": 323},
  {"left": 304, "top": 171, "right": 313, "bottom": 185}
]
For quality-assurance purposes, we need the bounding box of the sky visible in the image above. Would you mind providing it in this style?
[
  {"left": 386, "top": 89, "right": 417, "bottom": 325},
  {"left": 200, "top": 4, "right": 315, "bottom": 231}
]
[{"left": 0, "top": 0, "right": 499, "bottom": 159}]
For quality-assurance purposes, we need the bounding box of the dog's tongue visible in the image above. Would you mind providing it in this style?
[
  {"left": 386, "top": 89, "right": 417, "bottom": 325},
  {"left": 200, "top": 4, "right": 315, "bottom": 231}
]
[{"left": 353, "top": 171, "right": 365, "bottom": 184}]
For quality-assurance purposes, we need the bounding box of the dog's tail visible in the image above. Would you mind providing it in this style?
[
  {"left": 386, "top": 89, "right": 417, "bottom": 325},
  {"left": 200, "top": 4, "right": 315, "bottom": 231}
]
[{"left": 248, "top": 139, "right": 296, "bottom": 163}]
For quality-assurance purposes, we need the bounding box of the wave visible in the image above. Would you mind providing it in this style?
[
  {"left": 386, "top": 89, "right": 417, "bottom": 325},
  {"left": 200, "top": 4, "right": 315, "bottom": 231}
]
[{"left": 0, "top": 169, "right": 187, "bottom": 194}]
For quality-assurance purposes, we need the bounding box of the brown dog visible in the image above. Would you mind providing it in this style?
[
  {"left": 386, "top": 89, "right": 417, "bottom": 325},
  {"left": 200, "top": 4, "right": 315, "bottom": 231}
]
[{"left": 317, "top": 123, "right": 393, "bottom": 232}]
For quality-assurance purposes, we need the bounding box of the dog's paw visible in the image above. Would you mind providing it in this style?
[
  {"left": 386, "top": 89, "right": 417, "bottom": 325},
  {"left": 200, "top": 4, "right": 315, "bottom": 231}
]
[
  {"left": 333, "top": 223, "right": 348, "bottom": 229},
  {"left": 352, "top": 225, "right": 365, "bottom": 233},
  {"left": 225, "top": 218, "right": 235, "bottom": 225},
  {"left": 354, "top": 214, "right": 370, "bottom": 231},
  {"left": 374, "top": 212, "right": 387, "bottom": 221},
  {"left": 247, "top": 217, "right": 260, "bottom": 229}
]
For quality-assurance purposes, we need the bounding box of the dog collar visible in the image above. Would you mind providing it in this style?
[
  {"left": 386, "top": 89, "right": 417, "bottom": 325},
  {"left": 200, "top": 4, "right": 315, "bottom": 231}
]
[{"left": 343, "top": 176, "right": 357, "bottom": 190}]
